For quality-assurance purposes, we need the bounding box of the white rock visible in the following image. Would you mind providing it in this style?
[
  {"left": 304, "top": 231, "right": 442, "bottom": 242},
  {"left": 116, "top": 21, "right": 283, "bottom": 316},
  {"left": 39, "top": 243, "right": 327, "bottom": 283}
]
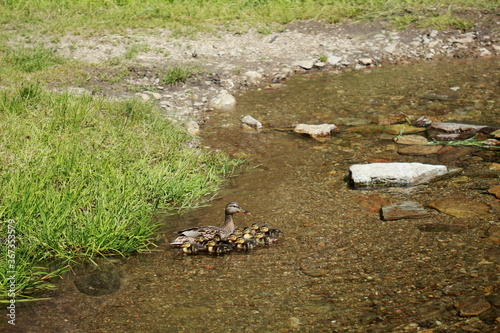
[
  {"left": 294, "top": 123, "right": 338, "bottom": 139},
  {"left": 185, "top": 120, "right": 201, "bottom": 136},
  {"left": 327, "top": 55, "right": 343, "bottom": 65},
  {"left": 293, "top": 60, "right": 315, "bottom": 70},
  {"left": 241, "top": 115, "right": 262, "bottom": 130},
  {"left": 349, "top": 162, "right": 448, "bottom": 187},
  {"left": 135, "top": 93, "right": 150, "bottom": 101},
  {"left": 479, "top": 48, "right": 492, "bottom": 57},
  {"left": 244, "top": 71, "right": 263, "bottom": 82},
  {"left": 209, "top": 90, "right": 236, "bottom": 111},
  {"left": 358, "top": 58, "right": 373, "bottom": 65},
  {"left": 383, "top": 42, "right": 399, "bottom": 54}
]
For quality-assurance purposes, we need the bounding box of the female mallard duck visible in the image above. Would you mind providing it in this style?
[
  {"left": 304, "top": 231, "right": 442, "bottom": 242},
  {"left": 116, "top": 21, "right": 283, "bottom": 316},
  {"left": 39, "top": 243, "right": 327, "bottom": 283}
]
[{"left": 170, "top": 202, "right": 250, "bottom": 246}]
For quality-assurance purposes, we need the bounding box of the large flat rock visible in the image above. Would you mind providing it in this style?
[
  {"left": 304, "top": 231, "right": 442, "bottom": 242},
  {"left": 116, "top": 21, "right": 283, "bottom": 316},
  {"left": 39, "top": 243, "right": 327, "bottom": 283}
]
[{"left": 350, "top": 162, "right": 448, "bottom": 187}]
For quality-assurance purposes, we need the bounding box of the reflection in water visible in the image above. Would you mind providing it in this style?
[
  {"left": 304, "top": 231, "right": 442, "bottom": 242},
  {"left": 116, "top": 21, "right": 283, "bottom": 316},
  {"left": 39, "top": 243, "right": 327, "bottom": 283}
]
[{"left": 10, "top": 58, "right": 500, "bottom": 332}]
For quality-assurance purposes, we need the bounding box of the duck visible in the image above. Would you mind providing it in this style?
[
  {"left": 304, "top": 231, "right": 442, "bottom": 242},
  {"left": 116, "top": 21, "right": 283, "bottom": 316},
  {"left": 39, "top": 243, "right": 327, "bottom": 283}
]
[
  {"left": 170, "top": 202, "right": 250, "bottom": 246},
  {"left": 250, "top": 223, "right": 260, "bottom": 234}
]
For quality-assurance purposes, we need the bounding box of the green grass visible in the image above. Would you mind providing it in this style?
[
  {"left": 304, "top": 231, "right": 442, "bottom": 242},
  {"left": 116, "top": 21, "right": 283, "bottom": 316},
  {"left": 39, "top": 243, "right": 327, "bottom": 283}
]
[
  {"left": 162, "top": 65, "right": 202, "bottom": 85},
  {"left": 0, "top": 84, "right": 239, "bottom": 299},
  {"left": 0, "top": 0, "right": 496, "bottom": 36}
]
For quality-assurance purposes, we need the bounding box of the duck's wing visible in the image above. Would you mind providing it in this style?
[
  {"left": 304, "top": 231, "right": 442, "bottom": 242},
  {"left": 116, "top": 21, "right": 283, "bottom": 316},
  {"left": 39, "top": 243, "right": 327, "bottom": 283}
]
[
  {"left": 170, "top": 235, "right": 195, "bottom": 246},
  {"left": 176, "top": 225, "right": 221, "bottom": 238}
]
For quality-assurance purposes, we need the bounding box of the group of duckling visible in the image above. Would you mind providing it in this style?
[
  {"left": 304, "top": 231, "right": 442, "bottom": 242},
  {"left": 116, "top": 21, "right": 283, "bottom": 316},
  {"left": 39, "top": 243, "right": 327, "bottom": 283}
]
[
  {"left": 170, "top": 202, "right": 282, "bottom": 255},
  {"left": 180, "top": 223, "right": 282, "bottom": 255}
]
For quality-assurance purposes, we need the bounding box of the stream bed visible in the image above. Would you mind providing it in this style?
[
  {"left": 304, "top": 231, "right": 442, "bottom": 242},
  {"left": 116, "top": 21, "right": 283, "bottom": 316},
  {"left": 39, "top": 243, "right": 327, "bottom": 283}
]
[{"left": 6, "top": 57, "right": 500, "bottom": 333}]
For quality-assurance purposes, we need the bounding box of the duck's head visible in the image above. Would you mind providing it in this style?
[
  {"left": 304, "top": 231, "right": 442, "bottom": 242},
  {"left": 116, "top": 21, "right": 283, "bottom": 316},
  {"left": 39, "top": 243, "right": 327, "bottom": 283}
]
[
  {"left": 195, "top": 235, "right": 206, "bottom": 243},
  {"left": 228, "top": 234, "right": 238, "bottom": 242},
  {"left": 225, "top": 202, "right": 250, "bottom": 215},
  {"left": 243, "top": 227, "right": 252, "bottom": 234},
  {"left": 206, "top": 239, "right": 217, "bottom": 247},
  {"left": 233, "top": 228, "right": 243, "bottom": 237},
  {"left": 213, "top": 234, "right": 222, "bottom": 242},
  {"left": 260, "top": 225, "right": 269, "bottom": 233},
  {"left": 182, "top": 241, "right": 192, "bottom": 248},
  {"left": 255, "top": 232, "right": 265, "bottom": 239},
  {"left": 235, "top": 237, "right": 246, "bottom": 245}
]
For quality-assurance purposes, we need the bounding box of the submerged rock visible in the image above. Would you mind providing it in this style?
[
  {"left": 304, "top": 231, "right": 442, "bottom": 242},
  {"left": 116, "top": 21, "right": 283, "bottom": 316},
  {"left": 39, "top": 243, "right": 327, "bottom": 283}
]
[
  {"left": 412, "top": 116, "right": 432, "bottom": 127},
  {"left": 427, "top": 197, "right": 491, "bottom": 218},
  {"left": 393, "top": 134, "right": 429, "bottom": 145},
  {"left": 398, "top": 144, "right": 442, "bottom": 155},
  {"left": 294, "top": 123, "right": 338, "bottom": 141},
  {"left": 349, "top": 162, "right": 448, "bottom": 187},
  {"left": 454, "top": 296, "right": 491, "bottom": 317},
  {"left": 381, "top": 201, "right": 431, "bottom": 220},
  {"left": 74, "top": 269, "right": 121, "bottom": 296},
  {"left": 241, "top": 115, "right": 263, "bottom": 130},
  {"left": 427, "top": 122, "right": 497, "bottom": 141}
]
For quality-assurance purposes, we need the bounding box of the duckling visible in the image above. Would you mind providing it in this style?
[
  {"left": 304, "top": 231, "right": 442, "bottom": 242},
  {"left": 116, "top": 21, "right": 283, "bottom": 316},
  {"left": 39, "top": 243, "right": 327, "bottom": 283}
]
[
  {"left": 215, "top": 242, "right": 233, "bottom": 255},
  {"left": 170, "top": 202, "right": 250, "bottom": 246},
  {"left": 235, "top": 237, "right": 256, "bottom": 251},
  {"left": 228, "top": 233, "right": 238, "bottom": 245},
  {"left": 233, "top": 228, "right": 243, "bottom": 237},
  {"left": 205, "top": 239, "right": 218, "bottom": 254},
  {"left": 260, "top": 225, "right": 283, "bottom": 244},
  {"left": 255, "top": 231, "right": 267, "bottom": 246},
  {"left": 243, "top": 227, "right": 255, "bottom": 240},
  {"left": 194, "top": 235, "right": 208, "bottom": 251},
  {"left": 250, "top": 223, "right": 260, "bottom": 234},
  {"left": 181, "top": 241, "right": 198, "bottom": 255}
]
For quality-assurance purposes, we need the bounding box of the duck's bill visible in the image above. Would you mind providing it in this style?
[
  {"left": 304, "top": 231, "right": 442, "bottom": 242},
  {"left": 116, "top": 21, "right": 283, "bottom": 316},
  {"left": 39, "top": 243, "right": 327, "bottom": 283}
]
[{"left": 240, "top": 209, "right": 251, "bottom": 215}]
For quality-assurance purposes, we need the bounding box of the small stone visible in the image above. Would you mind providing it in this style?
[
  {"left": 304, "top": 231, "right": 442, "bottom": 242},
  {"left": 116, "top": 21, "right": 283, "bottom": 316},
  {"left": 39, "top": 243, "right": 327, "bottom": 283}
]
[
  {"left": 398, "top": 145, "right": 442, "bottom": 155},
  {"left": 135, "top": 92, "right": 150, "bottom": 101},
  {"left": 394, "top": 135, "right": 429, "bottom": 145},
  {"left": 358, "top": 58, "right": 373, "bottom": 65},
  {"left": 454, "top": 296, "right": 491, "bottom": 317},
  {"left": 382, "top": 124, "right": 426, "bottom": 135},
  {"left": 381, "top": 201, "right": 431, "bottom": 220},
  {"left": 244, "top": 71, "right": 263, "bottom": 83},
  {"left": 412, "top": 116, "right": 433, "bottom": 127},
  {"left": 185, "top": 120, "right": 201, "bottom": 136},
  {"left": 241, "top": 115, "right": 263, "bottom": 130},
  {"left": 293, "top": 60, "right": 315, "bottom": 70},
  {"left": 327, "top": 55, "right": 343, "bottom": 65},
  {"left": 487, "top": 185, "right": 500, "bottom": 199},
  {"left": 209, "top": 90, "right": 236, "bottom": 111},
  {"left": 294, "top": 123, "right": 338, "bottom": 141},
  {"left": 428, "top": 197, "right": 491, "bottom": 218},
  {"left": 383, "top": 41, "right": 400, "bottom": 54},
  {"left": 485, "top": 225, "right": 500, "bottom": 243}
]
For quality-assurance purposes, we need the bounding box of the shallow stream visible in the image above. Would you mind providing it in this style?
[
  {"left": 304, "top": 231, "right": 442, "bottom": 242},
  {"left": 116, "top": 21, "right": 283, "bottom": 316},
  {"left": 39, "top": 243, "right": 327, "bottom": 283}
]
[{"left": 7, "top": 57, "right": 500, "bottom": 333}]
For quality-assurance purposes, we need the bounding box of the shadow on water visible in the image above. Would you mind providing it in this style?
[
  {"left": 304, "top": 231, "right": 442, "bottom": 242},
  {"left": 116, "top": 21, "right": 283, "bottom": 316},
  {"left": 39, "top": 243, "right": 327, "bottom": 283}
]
[{"left": 7, "top": 58, "right": 500, "bottom": 332}]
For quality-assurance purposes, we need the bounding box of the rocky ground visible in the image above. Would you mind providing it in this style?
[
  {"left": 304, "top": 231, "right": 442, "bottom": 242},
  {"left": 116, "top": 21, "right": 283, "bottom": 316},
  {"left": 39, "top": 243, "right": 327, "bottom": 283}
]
[{"left": 41, "top": 16, "right": 500, "bottom": 136}]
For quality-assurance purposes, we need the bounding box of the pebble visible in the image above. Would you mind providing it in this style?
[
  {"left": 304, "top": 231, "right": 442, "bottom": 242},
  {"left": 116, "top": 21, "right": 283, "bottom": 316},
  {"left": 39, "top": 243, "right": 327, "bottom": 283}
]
[{"left": 487, "top": 185, "right": 500, "bottom": 199}]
